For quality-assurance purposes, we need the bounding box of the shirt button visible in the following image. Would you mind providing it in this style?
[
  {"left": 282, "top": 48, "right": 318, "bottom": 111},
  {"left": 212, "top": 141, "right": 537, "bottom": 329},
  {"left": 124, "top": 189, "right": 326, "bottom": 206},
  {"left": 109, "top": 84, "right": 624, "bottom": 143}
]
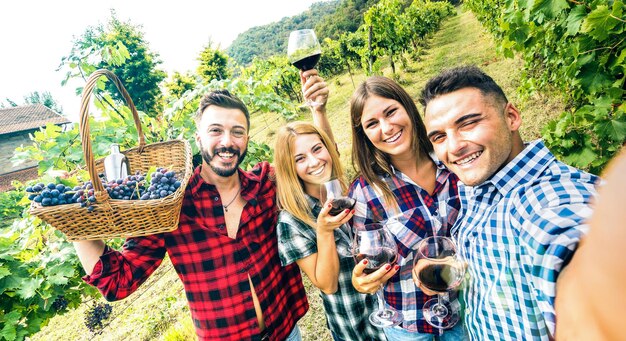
[
  {"left": 214, "top": 196, "right": 219, "bottom": 201},
  {"left": 218, "top": 224, "right": 225, "bottom": 229}
]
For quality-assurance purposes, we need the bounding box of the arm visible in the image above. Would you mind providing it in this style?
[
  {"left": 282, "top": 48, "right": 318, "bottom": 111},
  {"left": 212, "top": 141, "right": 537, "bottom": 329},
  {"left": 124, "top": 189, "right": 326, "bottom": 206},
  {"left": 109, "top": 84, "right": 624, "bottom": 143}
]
[
  {"left": 518, "top": 178, "right": 598, "bottom": 335},
  {"left": 301, "top": 69, "right": 334, "bottom": 144},
  {"left": 556, "top": 151, "right": 626, "bottom": 340},
  {"left": 79, "top": 235, "right": 167, "bottom": 301},
  {"left": 73, "top": 240, "right": 106, "bottom": 275},
  {"left": 296, "top": 200, "right": 353, "bottom": 294}
]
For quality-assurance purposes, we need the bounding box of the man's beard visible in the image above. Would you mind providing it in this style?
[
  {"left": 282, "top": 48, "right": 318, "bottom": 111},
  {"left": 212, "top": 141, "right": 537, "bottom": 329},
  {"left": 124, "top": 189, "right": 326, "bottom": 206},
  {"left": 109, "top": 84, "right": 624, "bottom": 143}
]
[{"left": 199, "top": 143, "right": 247, "bottom": 177}]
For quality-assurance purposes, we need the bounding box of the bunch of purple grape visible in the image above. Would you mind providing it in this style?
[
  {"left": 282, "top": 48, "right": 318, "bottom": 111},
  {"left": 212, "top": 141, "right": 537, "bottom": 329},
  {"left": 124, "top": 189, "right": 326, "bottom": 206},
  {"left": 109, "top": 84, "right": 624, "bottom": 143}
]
[
  {"left": 25, "top": 183, "right": 84, "bottom": 207},
  {"left": 26, "top": 168, "right": 182, "bottom": 213},
  {"left": 84, "top": 302, "right": 113, "bottom": 333},
  {"left": 52, "top": 296, "right": 69, "bottom": 312}
]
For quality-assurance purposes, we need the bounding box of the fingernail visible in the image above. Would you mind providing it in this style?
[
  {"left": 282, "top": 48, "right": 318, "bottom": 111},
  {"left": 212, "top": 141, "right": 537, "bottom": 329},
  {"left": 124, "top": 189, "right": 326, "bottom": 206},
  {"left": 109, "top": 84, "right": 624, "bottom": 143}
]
[
  {"left": 385, "top": 264, "right": 391, "bottom": 270},
  {"left": 394, "top": 265, "right": 400, "bottom": 271},
  {"left": 351, "top": 209, "right": 355, "bottom": 214},
  {"left": 363, "top": 259, "right": 368, "bottom": 265},
  {"left": 328, "top": 203, "right": 332, "bottom": 208},
  {"left": 344, "top": 209, "right": 349, "bottom": 214}
]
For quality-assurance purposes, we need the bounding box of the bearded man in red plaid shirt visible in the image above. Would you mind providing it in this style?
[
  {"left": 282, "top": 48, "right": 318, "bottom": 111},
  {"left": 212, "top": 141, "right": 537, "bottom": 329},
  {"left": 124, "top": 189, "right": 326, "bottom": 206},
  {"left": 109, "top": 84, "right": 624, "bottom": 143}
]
[{"left": 72, "top": 89, "right": 322, "bottom": 340}]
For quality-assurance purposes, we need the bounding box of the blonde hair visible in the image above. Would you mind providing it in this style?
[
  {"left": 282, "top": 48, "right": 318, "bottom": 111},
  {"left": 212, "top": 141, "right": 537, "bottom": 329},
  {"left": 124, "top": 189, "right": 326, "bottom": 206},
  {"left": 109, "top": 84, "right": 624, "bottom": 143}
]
[{"left": 274, "top": 122, "right": 347, "bottom": 229}]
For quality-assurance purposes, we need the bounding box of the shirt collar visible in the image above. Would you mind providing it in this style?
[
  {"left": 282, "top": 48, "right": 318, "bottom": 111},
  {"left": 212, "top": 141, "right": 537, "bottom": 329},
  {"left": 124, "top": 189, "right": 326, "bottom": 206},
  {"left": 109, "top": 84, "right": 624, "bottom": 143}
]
[
  {"left": 305, "top": 193, "right": 322, "bottom": 217},
  {"left": 475, "top": 139, "right": 553, "bottom": 194}
]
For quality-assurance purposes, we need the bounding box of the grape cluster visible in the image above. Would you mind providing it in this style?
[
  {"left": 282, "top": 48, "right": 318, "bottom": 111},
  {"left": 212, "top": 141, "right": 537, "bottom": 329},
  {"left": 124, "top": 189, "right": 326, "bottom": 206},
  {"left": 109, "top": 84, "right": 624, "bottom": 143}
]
[
  {"left": 52, "top": 296, "right": 69, "bottom": 312},
  {"left": 25, "top": 167, "right": 182, "bottom": 213},
  {"left": 25, "top": 183, "right": 82, "bottom": 207},
  {"left": 84, "top": 302, "right": 113, "bottom": 333},
  {"left": 142, "top": 168, "right": 181, "bottom": 200}
]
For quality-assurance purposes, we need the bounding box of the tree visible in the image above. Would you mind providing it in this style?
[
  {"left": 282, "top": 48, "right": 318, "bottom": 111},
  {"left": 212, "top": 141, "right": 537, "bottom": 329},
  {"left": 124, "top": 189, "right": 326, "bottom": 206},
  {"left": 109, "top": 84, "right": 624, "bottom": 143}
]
[
  {"left": 197, "top": 42, "right": 231, "bottom": 84},
  {"left": 24, "top": 91, "right": 63, "bottom": 114},
  {"left": 59, "top": 11, "right": 166, "bottom": 117},
  {"left": 164, "top": 72, "right": 198, "bottom": 98}
]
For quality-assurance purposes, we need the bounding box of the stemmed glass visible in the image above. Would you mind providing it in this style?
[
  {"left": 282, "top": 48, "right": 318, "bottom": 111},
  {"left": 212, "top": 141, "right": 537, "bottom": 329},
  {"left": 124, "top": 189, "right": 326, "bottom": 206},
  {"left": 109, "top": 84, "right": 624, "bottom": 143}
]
[
  {"left": 287, "top": 29, "right": 322, "bottom": 107},
  {"left": 413, "top": 236, "right": 465, "bottom": 329},
  {"left": 353, "top": 223, "right": 404, "bottom": 328},
  {"left": 322, "top": 178, "right": 356, "bottom": 216}
]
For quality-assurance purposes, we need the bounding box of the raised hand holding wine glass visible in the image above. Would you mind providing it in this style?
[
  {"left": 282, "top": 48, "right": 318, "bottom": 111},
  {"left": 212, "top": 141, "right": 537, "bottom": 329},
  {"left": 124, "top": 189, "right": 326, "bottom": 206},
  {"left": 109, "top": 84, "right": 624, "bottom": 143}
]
[
  {"left": 322, "top": 178, "right": 356, "bottom": 217},
  {"left": 412, "top": 236, "right": 465, "bottom": 329},
  {"left": 352, "top": 223, "right": 404, "bottom": 328},
  {"left": 287, "top": 29, "right": 323, "bottom": 107}
]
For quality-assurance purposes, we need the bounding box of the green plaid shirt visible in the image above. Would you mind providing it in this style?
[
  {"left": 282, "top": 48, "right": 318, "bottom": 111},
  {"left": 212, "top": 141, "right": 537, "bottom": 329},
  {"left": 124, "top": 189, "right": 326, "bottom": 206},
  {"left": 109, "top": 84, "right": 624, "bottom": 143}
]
[{"left": 277, "top": 195, "right": 386, "bottom": 341}]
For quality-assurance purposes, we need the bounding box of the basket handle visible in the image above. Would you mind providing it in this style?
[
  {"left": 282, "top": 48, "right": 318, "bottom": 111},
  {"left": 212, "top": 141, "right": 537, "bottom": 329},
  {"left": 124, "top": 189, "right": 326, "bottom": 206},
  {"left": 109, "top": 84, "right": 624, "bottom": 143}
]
[{"left": 78, "top": 69, "right": 145, "bottom": 194}]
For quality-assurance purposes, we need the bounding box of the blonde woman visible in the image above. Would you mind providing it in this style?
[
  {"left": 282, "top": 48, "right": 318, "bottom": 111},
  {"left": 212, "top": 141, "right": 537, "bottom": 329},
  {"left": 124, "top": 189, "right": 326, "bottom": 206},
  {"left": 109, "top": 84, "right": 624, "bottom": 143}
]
[{"left": 274, "top": 71, "right": 386, "bottom": 341}]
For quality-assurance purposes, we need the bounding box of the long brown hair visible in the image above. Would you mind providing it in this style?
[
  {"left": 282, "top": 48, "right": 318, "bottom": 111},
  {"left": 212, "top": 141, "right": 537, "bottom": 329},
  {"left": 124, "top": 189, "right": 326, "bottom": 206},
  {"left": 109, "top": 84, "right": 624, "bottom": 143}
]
[
  {"left": 350, "top": 76, "right": 433, "bottom": 209},
  {"left": 274, "top": 122, "right": 347, "bottom": 229}
]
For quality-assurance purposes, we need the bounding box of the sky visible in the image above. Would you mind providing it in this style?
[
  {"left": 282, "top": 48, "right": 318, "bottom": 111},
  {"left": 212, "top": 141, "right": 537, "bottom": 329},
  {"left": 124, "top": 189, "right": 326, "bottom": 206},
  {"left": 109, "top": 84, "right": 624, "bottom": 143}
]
[{"left": 0, "top": 0, "right": 323, "bottom": 121}]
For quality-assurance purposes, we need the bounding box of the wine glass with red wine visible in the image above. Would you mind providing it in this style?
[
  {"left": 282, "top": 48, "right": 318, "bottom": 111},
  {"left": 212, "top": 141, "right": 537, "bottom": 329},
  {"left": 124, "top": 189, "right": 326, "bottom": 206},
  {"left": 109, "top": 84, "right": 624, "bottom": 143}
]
[
  {"left": 287, "top": 29, "right": 322, "bottom": 107},
  {"left": 323, "top": 178, "right": 356, "bottom": 216},
  {"left": 413, "top": 236, "right": 465, "bottom": 329},
  {"left": 352, "top": 223, "right": 404, "bottom": 328}
]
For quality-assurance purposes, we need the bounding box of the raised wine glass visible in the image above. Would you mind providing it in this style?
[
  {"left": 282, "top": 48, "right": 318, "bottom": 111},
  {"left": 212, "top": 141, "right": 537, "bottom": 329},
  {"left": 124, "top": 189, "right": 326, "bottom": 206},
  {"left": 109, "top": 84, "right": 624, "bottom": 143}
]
[
  {"left": 413, "top": 236, "right": 465, "bottom": 329},
  {"left": 287, "top": 29, "right": 322, "bottom": 107},
  {"left": 322, "top": 177, "right": 356, "bottom": 216},
  {"left": 353, "top": 223, "right": 404, "bottom": 328}
]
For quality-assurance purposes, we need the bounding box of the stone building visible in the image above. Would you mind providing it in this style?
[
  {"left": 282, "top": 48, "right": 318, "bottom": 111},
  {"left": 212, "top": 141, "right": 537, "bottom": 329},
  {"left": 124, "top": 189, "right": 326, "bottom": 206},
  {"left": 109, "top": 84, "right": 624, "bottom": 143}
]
[{"left": 0, "top": 104, "right": 71, "bottom": 191}]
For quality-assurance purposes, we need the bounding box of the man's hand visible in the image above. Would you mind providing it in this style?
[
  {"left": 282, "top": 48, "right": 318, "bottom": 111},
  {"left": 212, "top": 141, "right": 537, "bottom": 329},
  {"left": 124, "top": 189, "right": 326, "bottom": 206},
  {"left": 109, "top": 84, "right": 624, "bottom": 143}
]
[{"left": 352, "top": 258, "right": 400, "bottom": 294}]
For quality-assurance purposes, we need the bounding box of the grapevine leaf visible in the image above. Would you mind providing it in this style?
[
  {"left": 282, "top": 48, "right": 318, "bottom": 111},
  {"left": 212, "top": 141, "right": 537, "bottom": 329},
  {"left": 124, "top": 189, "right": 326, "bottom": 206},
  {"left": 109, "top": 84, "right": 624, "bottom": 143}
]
[
  {"left": 565, "top": 5, "right": 587, "bottom": 36},
  {"left": 581, "top": 5, "right": 619, "bottom": 41},
  {"left": 0, "top": 311, "right": 20, "bottom": 340},
  {"left": 16, "top": 277, "right": 44, "bottom": 300},
  {"left": 0, "top": 265, "right": 10, "bottom": 280},
  {"left": 595, "top": 117, "right": 626, "bottom": 141},
  {"left": 531, "top": 0, "right": 569, "bottom": 19},
  {"left": 562, "top": 145, "right": 597, "bottom": 168},
  {"left": 578, "top": 62, "right": 612, "bottom": 94}
]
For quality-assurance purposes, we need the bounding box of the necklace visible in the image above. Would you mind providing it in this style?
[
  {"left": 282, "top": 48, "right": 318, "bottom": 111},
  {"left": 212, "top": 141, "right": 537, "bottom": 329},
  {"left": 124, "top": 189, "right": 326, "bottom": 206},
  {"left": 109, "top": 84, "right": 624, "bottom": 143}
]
[{"left": 223, "top": 185, "right": 241, "bottom": 212}]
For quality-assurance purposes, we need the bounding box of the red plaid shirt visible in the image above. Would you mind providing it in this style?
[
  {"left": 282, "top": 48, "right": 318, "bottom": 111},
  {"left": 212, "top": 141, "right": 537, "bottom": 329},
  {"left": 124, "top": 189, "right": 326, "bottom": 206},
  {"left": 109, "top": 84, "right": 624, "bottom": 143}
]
[{"left": 83, "top": 162, "right": 308, "bottom": 340}]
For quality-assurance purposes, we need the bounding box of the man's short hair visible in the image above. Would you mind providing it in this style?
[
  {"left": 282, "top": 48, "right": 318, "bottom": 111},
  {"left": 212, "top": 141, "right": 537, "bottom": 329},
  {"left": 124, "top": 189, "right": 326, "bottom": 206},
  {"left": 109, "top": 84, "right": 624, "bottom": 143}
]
[
  {"left": 420, "top": 65, "right": 508, "bottom": 109},
  {"left": 195, "top": 89, "right": 250, "bottom": 129}
]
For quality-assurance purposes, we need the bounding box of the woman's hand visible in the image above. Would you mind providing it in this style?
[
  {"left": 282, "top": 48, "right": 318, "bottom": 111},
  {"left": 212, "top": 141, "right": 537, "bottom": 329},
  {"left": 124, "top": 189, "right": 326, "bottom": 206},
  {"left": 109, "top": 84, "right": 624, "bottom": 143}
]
[
  {"left": 301, "top": 69, "right": 328, "bottom": 109},
  {"left": 352, "top": 257, "right": 400, "bottom": 294},
  {"left": 316, "top": 199, "right": 353, "bottom": 234}
]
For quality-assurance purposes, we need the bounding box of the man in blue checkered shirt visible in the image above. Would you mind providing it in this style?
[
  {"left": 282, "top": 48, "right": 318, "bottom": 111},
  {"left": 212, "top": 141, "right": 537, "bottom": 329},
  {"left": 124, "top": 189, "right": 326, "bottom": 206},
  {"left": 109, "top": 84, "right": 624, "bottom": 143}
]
[{"left": 419, "top": 66, "right": 599, "bottom": 340}]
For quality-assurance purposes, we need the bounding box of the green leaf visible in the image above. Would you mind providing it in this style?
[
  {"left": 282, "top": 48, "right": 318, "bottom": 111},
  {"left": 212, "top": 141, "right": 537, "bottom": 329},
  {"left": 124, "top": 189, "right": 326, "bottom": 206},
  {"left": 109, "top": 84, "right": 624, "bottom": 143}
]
[
  {"left": 0, "top": 310, "right": 20, "bottom": 340},
  {"left": 531, "top": 0, "right": 569, "bottom": 19},
  {"left": 0, "top": 265, "right": 10, "bottom": 281},
  {"left": 16, "top": 277, "right": 43, "bottom": 300},
  {"left": 563, "top": 145, "right": 597, "bottom": 168},
  {"left": 578, "top": 62, "right": 612, "bottom": 94},
  {"left": 565, "top": 5, "right": 587, "bottom": 36},
  {"left": 595, "top": 117, "right": 626, "bottom": 141},
  {"left": 581, "top": 5, "right": 619, "bottom": 41}
]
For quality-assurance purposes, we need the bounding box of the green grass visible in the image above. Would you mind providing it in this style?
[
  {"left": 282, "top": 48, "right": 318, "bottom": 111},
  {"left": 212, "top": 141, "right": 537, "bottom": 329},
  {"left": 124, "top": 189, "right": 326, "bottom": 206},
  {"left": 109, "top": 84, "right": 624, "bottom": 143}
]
[{"left": 32, "top": 7, "right": 567, "bottom": 341}]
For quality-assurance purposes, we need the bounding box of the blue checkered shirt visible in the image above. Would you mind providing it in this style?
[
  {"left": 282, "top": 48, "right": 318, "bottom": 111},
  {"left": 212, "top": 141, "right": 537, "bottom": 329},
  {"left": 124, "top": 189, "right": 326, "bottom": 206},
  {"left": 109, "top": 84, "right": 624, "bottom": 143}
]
[
  {"left": 349, "top": 160, "right": 461, "bottom": 334},
  {"left": 454, "top": 140, "right": 599, "bottom": 340},
  {"left": 276, "top": 195, "right": 386, "bottom": 341}
]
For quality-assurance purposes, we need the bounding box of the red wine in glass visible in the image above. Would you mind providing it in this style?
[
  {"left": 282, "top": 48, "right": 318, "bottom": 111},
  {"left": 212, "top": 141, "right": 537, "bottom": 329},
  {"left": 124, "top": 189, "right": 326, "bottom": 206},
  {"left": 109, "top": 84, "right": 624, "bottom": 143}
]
[
  {"left": 328, "top": 197, "right": 357, "bottom": 216},
  {"left": 352, "top": 224, "right": 404, "bottom": 328},
  {"left": 418, "top": 260, "right": 464, "bottom": 292},
  {"left": 292, "top": 53, "right": 321, "bottom": 71},
  {"left": 355, "top": 247, "right": 398, "bottom": 274}
]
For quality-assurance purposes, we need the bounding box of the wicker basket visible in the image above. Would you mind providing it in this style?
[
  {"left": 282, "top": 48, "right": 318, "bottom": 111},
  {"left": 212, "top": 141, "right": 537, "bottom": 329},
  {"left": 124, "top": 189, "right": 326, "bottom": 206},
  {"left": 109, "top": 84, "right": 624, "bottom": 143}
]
[{"left": 30, "top": 69, "right": 193, "bottom": 241}]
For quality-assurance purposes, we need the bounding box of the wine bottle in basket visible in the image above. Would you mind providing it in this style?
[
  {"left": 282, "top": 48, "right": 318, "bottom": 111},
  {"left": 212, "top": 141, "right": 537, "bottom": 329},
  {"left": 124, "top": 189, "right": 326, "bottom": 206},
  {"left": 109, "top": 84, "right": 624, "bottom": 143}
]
[{"left": 104, "top": 144, "right": 130, "bottom": 182}]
